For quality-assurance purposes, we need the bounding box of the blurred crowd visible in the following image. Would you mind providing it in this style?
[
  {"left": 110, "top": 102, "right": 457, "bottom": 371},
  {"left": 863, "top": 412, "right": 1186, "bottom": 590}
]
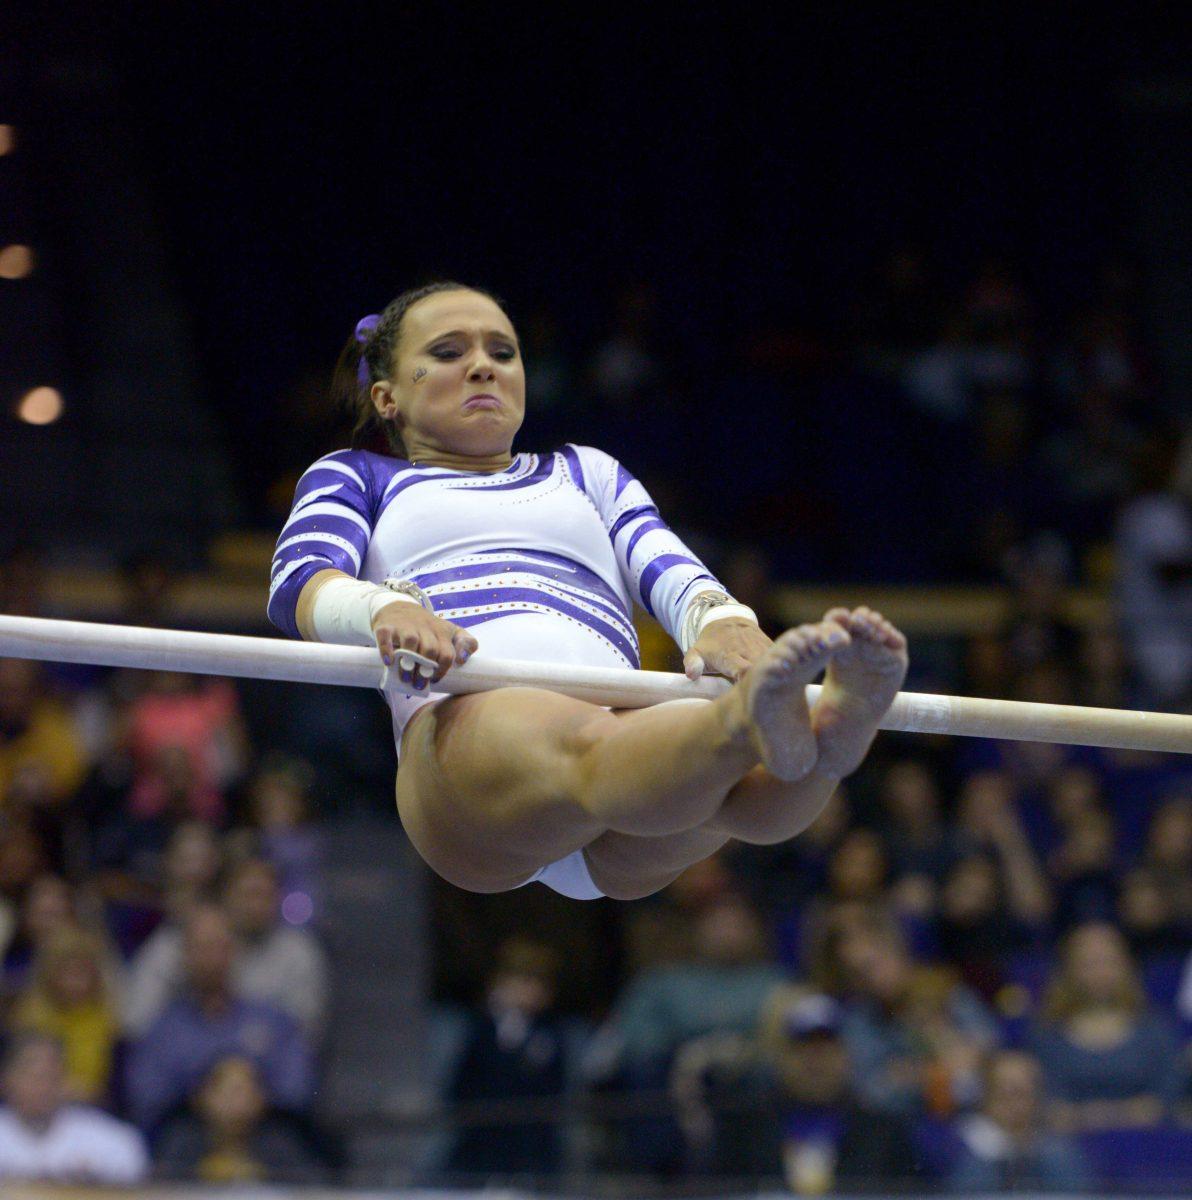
[
  {"left": 428, "top": 590, "right": 1191, "bottom": 1192},
  {"left": 0, "top": 246, "right": 1189, "bottom": 1191},
  {"left": 0, "top": 628, "right": 335, "bottom": 1186}
]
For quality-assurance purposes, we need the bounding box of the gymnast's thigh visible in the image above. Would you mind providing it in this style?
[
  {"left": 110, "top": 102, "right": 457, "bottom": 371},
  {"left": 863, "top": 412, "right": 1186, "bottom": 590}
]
[
  {"left": 393, "top": 686, "right": 612, "bottom": 893},
  {"left": 582, "top": 826, "right": 733, "bottom": 901}
]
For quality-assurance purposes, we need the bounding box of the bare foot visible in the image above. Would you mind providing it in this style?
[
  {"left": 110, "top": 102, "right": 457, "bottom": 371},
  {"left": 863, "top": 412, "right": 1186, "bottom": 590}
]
[
  {"left": 812, "top": 606, "right": 909, "bottom": 777},
  {"left": 734, "top": 621, "right": 851, "bottom": 780}
]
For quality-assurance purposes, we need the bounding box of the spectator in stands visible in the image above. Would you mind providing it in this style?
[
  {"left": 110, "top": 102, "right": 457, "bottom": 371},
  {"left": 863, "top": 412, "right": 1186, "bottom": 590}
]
[
  {"left": 693, "top": 988, "right": 922, "bottom": 1192},
  {"left": 1114, "top": 428, "right": 1192, "bottom": 708},
  {"left": 878, "top": 760, "right": 951, "bottom": 892},
  {"left": 620, "top": 853, "right": 739, "bottom": 973},
  {"left": 727, "top": 785, "right": 851, "bottom": 929},
  {"left": 836, "top": 919, "right": 998, "bottom": 1117},
  {"left": 445, "top": 938, "right": 567, "bottom": 1180},
  {"left": 1178, "top": 950, "right": 1192, "bottom": 1024},
  {"left": 1143, "top": 794, "right": 1192, "bottom": 926},
  {"left": 603, "top": 893, "right": 785, "bottom": 1081},
  {"left": 0, "top": 659, "right": 87, "bottom": 810},
  {"left": 121, "top": 820, "right": 225, "bottom": 1033},
  {"left": 92, "top": 764, "right": 226, "bottom": 958},
  {"left": 154, "top": 1055, "right": 329, "bottom": 1184},
  {"left": 127, "top": 903, "right": 314, "bottom": 1130},
  {"left": 806, "top": 899, "right": 891, "bottom": 997},
  {"left": 1, "top": 874, "right": 80, "bottom": 998},
  {"left": 1049, "top": 809, "right": 1119, "bottom": 930},
  {"left": 1057, "top": 272, "right": 1155, "bottom": 406},
  {"left": 0, "top": 1033, "right": 146, "bottom": 1185},
  {"left": 1040, "top": 385, "right": 1140, "bottom": 545},
  {"left": 935, "top": 855, "right": 1036, "bottom": 1001},
  {"left": 118, "top": 550, "right": 180, "bottom": 629},
  {"left": 244, "top": 755, "right": 325, "bottom": 926},
  {"left": 824, "top": 828, "right": 890, "bottom": 907},
  {"left": 1032, "top": 922, "right": 1185, "bottom": 1130},
  {"left": 0, "top": 815, "right": 53, "bottom": 982},
  {"left": 223, "top": 856, "right": 328, "bottom": 1037},
  {"left": 125, "top": 671, "right": 248, "bottom": 824},
  {"left": 998, "top": 537, "right": 1081, "bottom": 680},
  {"left": 949, "top": 1050, "right": 1091, "bottom": 1193},
  {"left": 588, "top": 280, "right": 662, "bottom": 410},
  {"left": 11, "top": 929, "right": 120, "bottom": 1104},
  {"left": 594, "top": 893, "right": 785, "bottom": 1174},
  {"left": 1045, "top": 764, "right": 1105, "bottom": 840},
  {"left": 1079, "top": 622, "right": 1130, "bottom": 710},
  {"left": 949, "top": 770, "right": 1052, "bottom": 953},
  {"left": 1117, "top": 867, "right": 1185, "bottom": 961}
]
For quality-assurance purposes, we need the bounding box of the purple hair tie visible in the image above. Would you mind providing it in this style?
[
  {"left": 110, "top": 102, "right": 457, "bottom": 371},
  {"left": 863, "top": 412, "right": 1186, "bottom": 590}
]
[{"left": 355, "top": 313, "right": 381, "bottom": 387}]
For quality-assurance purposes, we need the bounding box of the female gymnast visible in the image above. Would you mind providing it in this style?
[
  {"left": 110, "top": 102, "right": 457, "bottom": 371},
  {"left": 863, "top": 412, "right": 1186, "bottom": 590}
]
[{"left": 269, "top": 282, "right": 908, "bottom": 901}]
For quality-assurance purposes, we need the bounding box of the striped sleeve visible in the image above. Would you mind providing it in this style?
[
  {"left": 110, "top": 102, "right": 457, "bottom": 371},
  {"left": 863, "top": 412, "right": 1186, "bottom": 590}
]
[
  {"left": 560, "top": 444, "right": 724, "bottom": 645},
  {"left": 267, "top": 451, "right": 376, "bottom": 638}
]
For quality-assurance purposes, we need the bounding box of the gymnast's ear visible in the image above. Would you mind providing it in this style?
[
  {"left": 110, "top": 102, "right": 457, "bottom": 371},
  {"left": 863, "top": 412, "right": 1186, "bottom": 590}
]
[{"left": 370, "top": 380, "right": 399, "bottom": 420}]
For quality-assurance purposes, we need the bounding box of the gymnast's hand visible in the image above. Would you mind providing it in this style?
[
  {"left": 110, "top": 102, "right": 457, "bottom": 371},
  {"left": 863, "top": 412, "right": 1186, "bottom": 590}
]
[
  {"left": 371, "top": 603, "right": 479, "bottom": 691},
  {"left": 683, "top": 619, "right": 773, "bottom": 683}
]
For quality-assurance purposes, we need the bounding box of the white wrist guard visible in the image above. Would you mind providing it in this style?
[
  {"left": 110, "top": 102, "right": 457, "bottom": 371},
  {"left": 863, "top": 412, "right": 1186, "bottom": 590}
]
[
  {"left": 678, "top": 589, "right": 759, "bottom": 653},
  {"left": 310, "top": 576, "right": 430, "bottom": 647}
]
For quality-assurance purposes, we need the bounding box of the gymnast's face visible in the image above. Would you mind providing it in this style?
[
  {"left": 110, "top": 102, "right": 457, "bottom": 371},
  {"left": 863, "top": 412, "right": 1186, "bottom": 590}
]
[{"left": 373, "top": 290, "right": 525, "bottom": 462}]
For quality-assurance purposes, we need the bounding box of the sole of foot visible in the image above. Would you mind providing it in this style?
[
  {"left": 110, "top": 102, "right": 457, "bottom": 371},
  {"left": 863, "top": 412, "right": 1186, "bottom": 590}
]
[
  {"left": 813, "top": 605, "right": 909, "bottom": 777},
  {"left": 738, "top": 621, "right": 851, "bottom": 780}
]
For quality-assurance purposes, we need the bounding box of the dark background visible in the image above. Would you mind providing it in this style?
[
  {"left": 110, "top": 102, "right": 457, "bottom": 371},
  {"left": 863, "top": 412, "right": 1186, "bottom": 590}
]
[{"left": 1, "top": 5, "right": 1187, "bottom": 576}]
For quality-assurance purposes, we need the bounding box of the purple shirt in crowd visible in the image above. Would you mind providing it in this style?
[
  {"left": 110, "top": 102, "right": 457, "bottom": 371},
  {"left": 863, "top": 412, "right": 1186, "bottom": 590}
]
[{"left": 127, "top": 994, "right": 315, "bottom": 1130}]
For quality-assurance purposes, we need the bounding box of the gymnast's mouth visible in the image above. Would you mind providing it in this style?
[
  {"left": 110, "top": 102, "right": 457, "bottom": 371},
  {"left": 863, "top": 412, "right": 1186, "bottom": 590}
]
[{"left": 463, "top": 394, "right": 501, "bottom": 411}]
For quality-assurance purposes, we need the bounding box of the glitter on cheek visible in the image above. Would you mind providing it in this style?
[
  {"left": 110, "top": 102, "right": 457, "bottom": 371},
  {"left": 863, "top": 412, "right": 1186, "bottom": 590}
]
[{"left": 412, "top": 367, "right": 428, "bottom": 383}]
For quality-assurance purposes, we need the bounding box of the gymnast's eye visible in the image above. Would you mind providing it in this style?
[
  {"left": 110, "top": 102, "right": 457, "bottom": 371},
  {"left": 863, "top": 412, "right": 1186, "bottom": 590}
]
[
  {"left": 493, "top": 347, "right": 517, "bottom": 361},
  {"left": 431, "top": 347, "right": 460, "bottom": 360}
]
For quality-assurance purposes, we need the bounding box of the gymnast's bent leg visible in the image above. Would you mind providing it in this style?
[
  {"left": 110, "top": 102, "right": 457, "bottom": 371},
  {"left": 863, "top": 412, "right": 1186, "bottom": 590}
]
[{"left": 394, "top": 618, "right": 906, "bottom": 897}]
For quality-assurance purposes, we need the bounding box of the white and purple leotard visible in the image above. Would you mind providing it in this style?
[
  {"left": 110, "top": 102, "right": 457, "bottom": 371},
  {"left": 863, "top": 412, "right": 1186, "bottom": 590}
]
[{"left": 268, "top": 444, "right": 725, "bottom": 898}]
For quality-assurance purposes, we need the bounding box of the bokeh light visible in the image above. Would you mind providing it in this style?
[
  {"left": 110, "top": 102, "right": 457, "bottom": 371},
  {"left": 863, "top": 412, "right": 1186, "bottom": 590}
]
[
  {"left": 0, "top": 244, "right": 35, "bottom": 279},
  {"left": 0, "top": 125, "right": 14, "bottom": 156},
  {"left": 16, "top": 387, "right": 64, "bottom": 425}
]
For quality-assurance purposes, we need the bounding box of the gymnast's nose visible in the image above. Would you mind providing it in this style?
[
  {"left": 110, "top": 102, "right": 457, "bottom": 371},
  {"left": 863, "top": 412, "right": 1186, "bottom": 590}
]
[{"left": 467, "top": 354, "right": 497, "bottom": 382}]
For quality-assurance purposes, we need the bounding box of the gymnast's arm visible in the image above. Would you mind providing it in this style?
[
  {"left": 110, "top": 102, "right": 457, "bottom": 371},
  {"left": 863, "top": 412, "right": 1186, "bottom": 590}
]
[
  {"left": 268, "top": 453, "right": 475, "bottom": 685},
  {"left": 294, "top": 568, "right": 477, "bottom": 686},
  {"left": 565, "top": 443, "right": 770, "bottom": 682}
]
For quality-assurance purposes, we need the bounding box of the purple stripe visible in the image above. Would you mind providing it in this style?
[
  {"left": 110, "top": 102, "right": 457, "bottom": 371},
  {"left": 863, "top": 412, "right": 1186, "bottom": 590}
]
[
  {"left": 433, "top": 588, "right": 639, "bottom": 666},
  {"left": 560, "top": 446, "right": 586, "bottom": 494},
  {"left": 625, "top": 517, "right": 669, "bottom": 561},
  {"left": 609, "top": 503, "right": 658, "bottom": 542},
  {"left": 433, "top": 584, "right": 635, "bottom": 639},
  {"left": 486, "top": 548, "right": 628, "bottom": 610},
  {"left": 272, "top": 541, "right": 354, "bottom": 574},
  {"left": 282, "top": 510, "right": 369, "bottom": 538},
  {"left": 274, "top": 523, "right": 367, "bottom": 554},
  {"left": 674, "top": 573, "right": 723, "bottom": 610},
  {"left": 614, "top": 463, "right": 637, "bottom": 499},
  {"left": 637, "top": 554, "right": 707, "bottom": 619},
  {"left": 413, "top": 560, "right": 631, "bottom": 626},
  {"left": 450, "top": 454, "right": 553, "bottom": 492},
  {"left": 266, "top": 560, "right": 328, "bottom": 639}
]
